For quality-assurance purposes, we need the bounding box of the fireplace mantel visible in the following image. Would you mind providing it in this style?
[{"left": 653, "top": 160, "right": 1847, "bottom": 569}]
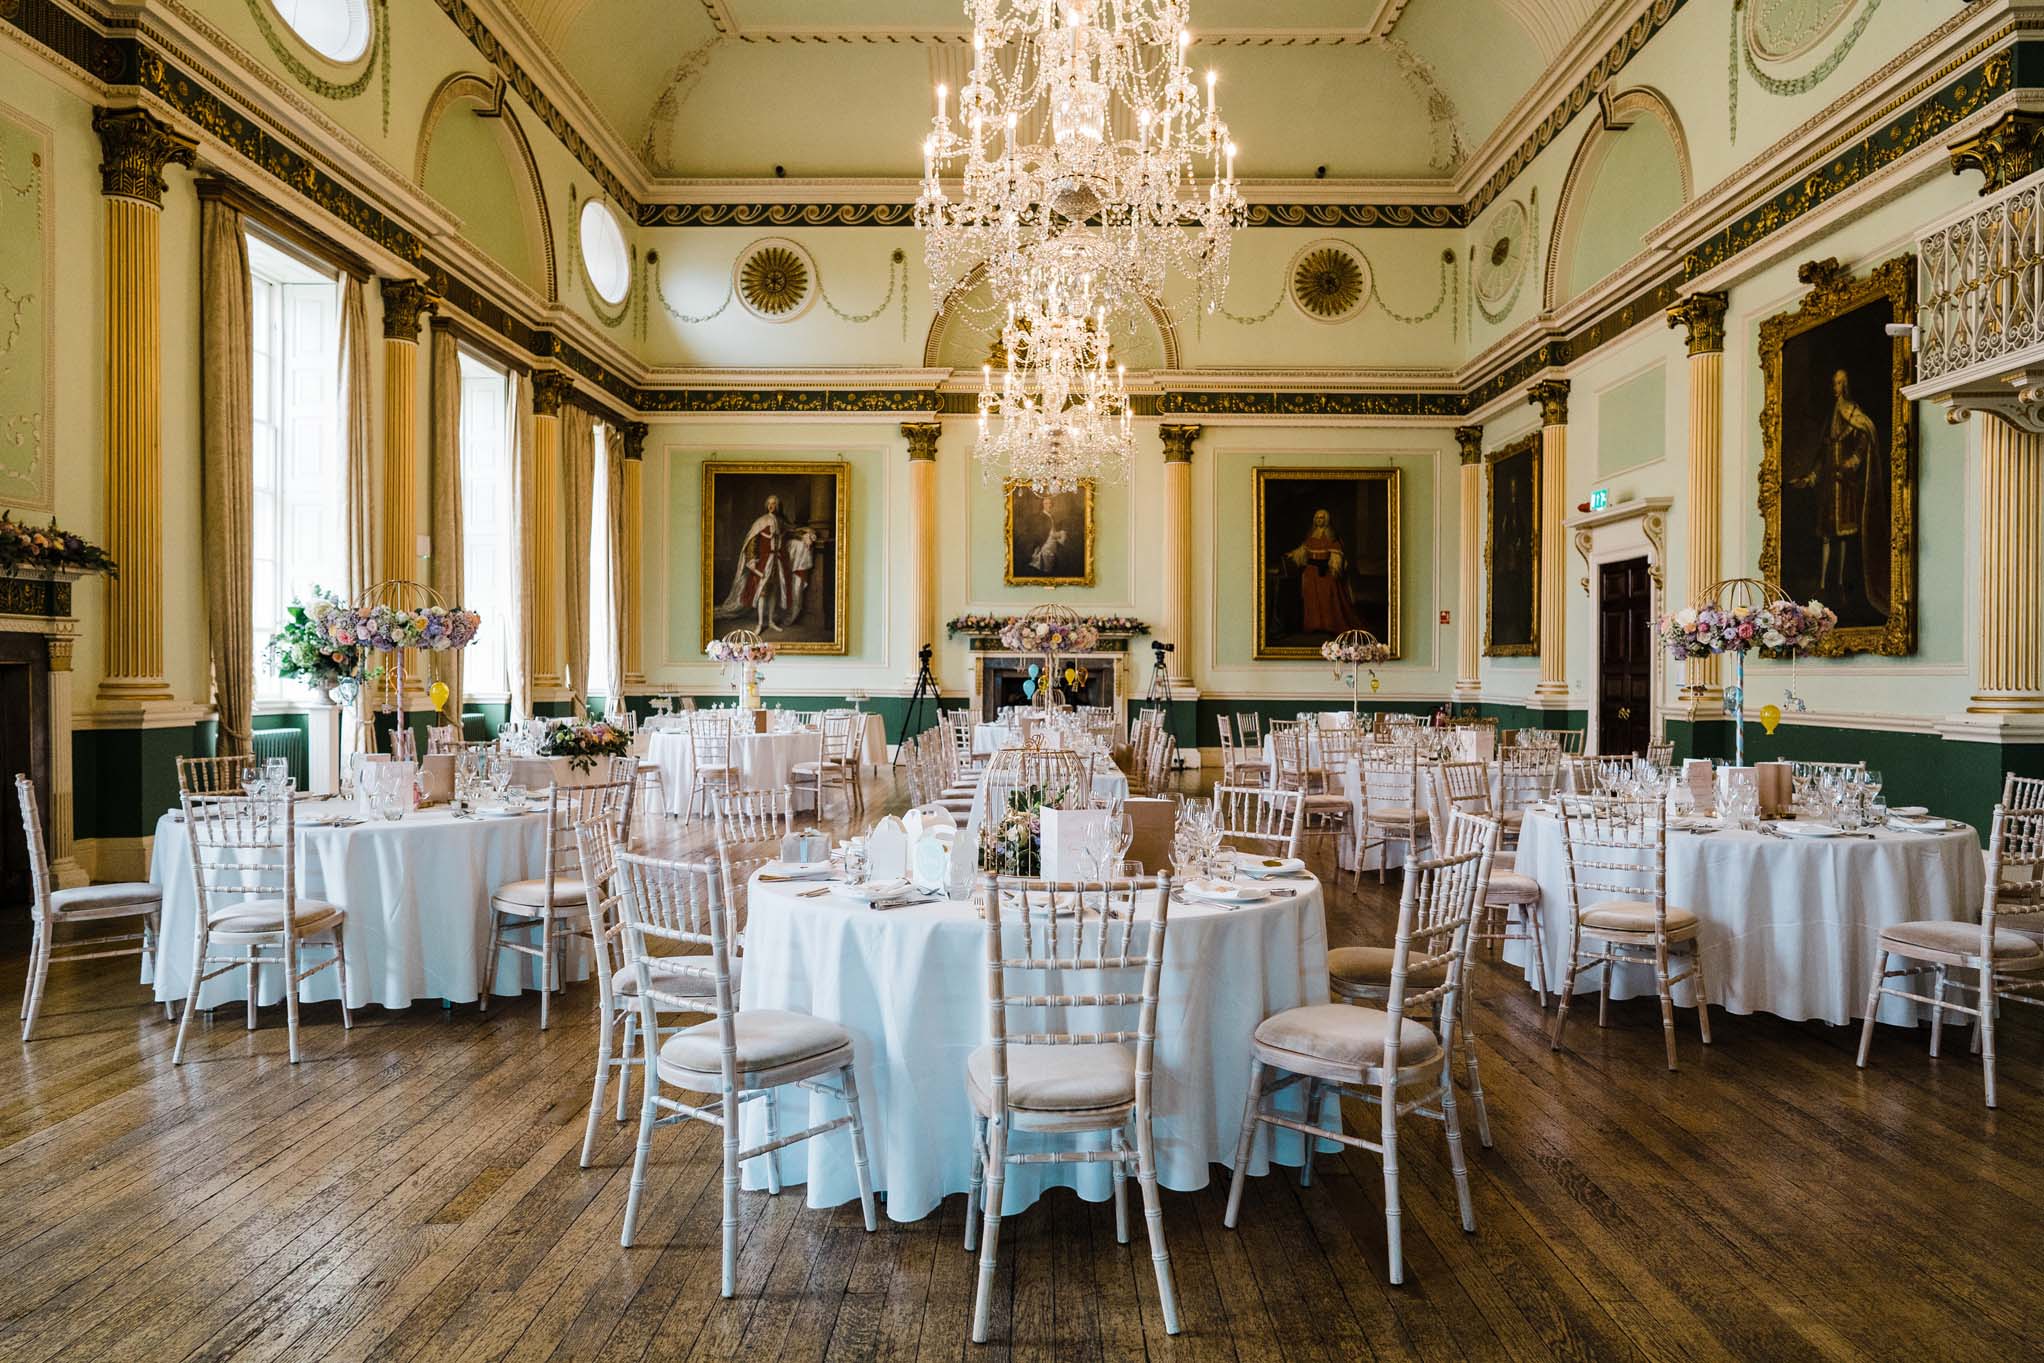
[
  {"left": 0, "top": 596, "right": 84, "bottom": 888},
  {"left": 972, "top": 650, "right": 1127, "bottom": 721}
]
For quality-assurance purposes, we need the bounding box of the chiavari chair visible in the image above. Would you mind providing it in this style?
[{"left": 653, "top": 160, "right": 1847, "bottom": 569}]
[
  {"left": 1551, "top": 795, "right": 1710, "bottom": 1070},
  {"left": 1215, "top": 716, "right": 1270, "bottom": 786},
  {"left": 425, "top": 724, "right": 460, "bottom": 754},
  {"left": 1855, "top": 805, "right": 2044, "bottom": 1107},
  {"left": 1356, "top": 745, "right": 1432, "bottom": 884},
  {"left": 1227, "top": 819, "right": 1492, "bottom": 1282},
  {"left": 615, "top": 849, "right": 876, "bottom": 1287},
  {"left": 174, "top": 785, "right": 350, "bottom": 1064},
  {"left": 1552, "top": 728, "right": 1587, "bottom": 755},
  {"left": 481, "top": 775, "right": 634, "bottom": 1029},
  {"left": 1432, "top": 758, "right": 1546, "bottom": 1003},
  {"left": 1213, "top": 785, "right": 1304, "bottom": 860},
  {"left": 176, "top": 753, "right": 251, "bottom": 795},
  {"left": 683, "top": 716, "right": 739, "bottom": 824},
  {"left": 967, "top": 871, "right": 1180, "bottom": 1340},
  {"left": 1645, "top": 738, "right": 1674, "bottom": 768},
  {"left": 15, "top": 774, "right": 166, "bottom": 1040},
  {"left": 1497, "top": 747, "right": 1560, "bottom": 845},
  {"left": 1233, "top": 712, "right": 1263, "bottom": 747},
  {"left": 791, "top": 712, "right": 862, "bottom": 817},
  {"left": 2004, "top": 773, "right": 2044, "bottom": 811}
]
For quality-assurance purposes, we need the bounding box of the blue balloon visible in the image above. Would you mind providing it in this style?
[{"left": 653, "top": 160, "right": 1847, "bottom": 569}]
[
  {"left": 1022, "top": 679, "right": 1037, "bottom": 698},
  {"left": 1027, "top": 663, "right": 1042, "bottom": 678}
]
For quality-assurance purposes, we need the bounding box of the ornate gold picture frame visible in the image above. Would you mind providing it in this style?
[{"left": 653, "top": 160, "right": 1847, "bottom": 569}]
[
  {"left": 1485, "top": 434, "right": 1541, "bottom": 658},
  {"left": 1252, "top": 467, "right": 1401, "bottom": 660},
  {"left": 701, "top": 460, "right": 850, "bottom": 655},
  {"left": 1002, "top": 480, "right": 1097, "bottom": 587},
  {"left": 1759, "top": 255, "right": 1916, "bottom": 657}
]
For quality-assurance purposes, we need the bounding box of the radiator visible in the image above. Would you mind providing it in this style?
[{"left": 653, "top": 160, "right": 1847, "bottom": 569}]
[{"left": 251, "top": 728, "right": 309, "bottom": 790}]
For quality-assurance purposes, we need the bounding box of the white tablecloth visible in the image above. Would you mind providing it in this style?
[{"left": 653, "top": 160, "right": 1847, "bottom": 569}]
[
  {"left": 1510, "top": 812, "right": 1986, "bottom": 1026},
  {"left": 145, "top": 806, "right": 575, "bottom": 1011},
  {"left": 737, "top": 874, "right": 1333, "bottom": 1221},
  {"left": 857, "top": 712, "right": 888, "bottom": 769},
  {"left": 973, "top": 722, "right": 1020, "bottom": 756},
  {"left": 650, "top": 728, "right": 826, "bottom": 815}
]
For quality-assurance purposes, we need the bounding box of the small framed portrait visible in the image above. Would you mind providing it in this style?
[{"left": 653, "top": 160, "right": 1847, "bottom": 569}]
[
  {"left": 701, "top": 460, "right": 849, "bottom": 654},
  {"left": 1252, "top": 467, "right": 1401, "bottom": 660},
  {"left": 1485, "top": 434, "right": 1540, "bottom": 658},
  {"left": 1003, "top": 480, "right": 1096, "bottom": 587}
]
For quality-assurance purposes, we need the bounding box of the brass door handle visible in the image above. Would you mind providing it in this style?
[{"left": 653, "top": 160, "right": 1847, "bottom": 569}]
[{"left": 1617, "top": 706, "right": 1632, "bottom": 720}]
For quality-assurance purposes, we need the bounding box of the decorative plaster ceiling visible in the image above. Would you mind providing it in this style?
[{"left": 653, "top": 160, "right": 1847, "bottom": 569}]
[{"left": 499, "top": 0, "right": 1629, "bottom": 184}]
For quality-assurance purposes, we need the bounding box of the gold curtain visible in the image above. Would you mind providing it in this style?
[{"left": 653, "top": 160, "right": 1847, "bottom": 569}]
[
  {"left": 199, "top": 199, "right": 254, "bottom": 758},
  {"left": 603, "top": 426, "right": 629, "bottom": 711},
  {"left": 428, "top": 327, "right": 464, "bottom": 731},
  {"left": 509, "top": 370, "right": 535, "bottom": 720},
  {"left": 559, "top": 403, "right": 595, "bottom": 713},
  {"left": 339, "top": 275, "right": 374, "bottom": 600}
]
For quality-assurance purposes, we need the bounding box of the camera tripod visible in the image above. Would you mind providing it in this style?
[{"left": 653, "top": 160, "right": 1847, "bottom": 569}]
[
  {"left": 893, "top": 645, "right": 942, "bottom": 768},
  {"left": 1146, "top": 647, "right": 1185, "bottom": 771}
]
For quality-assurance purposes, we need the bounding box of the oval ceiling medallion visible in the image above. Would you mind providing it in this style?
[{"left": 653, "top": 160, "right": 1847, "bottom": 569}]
[
  {"left": 1474, "top": 200, "right": 1530, "bottom": 309},
  {"left": 734, "top": 237, "right": 816, "bottom": 322},
  {"left": 1288, "top": 241, "right": 1370, "bottom": 323},
  {"left": 1744, "top": 0, "right": 1856, "bottom": 64}
]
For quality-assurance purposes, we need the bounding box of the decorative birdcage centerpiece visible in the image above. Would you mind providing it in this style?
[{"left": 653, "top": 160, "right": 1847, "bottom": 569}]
[
  {"left": 1659, "top": 577, "right": 1836, "bottom": 765},
  {"left": 1321, "top": 628, "right": 1391, "bottom": 721},
  {"left": 998, "top": 604, "right": 1100, "bottom": 709},
  {"left": 346, "top": 580, "right": 482, "bottom": 756},
  {"left": 706, "top": 628, "right": 776, "bottom": 709}
]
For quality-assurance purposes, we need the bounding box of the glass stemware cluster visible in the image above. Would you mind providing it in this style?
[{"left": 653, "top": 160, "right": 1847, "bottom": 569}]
[
  {"left": 1170, "top": 795, "right": 1227, "bottom": 879},
  {"left": 1793, "top": 763, "right": 1886, "bottom": 828}
]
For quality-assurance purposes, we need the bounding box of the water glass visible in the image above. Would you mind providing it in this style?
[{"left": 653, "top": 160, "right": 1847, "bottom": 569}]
[{"left": 844, "top": 838, "right": 869, "bottom": 886}]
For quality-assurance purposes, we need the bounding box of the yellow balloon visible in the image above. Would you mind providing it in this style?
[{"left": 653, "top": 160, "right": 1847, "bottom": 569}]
[
  {"left": 1368, "top": 675, "right": 1381, "bottom": 693},
  {"left": 1759, "top": 703, "right": 1781, "bottom": 736},
  {"left": 429, "top": 680, "right": 450, "bottom": 714},
  {"left": 1063, "top": 668, "right": 1078, "bottom": 686}
]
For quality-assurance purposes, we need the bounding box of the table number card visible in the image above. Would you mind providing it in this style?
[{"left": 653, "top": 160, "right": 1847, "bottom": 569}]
[{"left": 1040, "top": 807, "right": 1111, "bottom": 880}]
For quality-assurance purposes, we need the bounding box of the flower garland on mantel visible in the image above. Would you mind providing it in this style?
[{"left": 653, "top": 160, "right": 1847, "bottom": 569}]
[{"left": 946, "top": 613, "right": 1148, "bottom": 638}]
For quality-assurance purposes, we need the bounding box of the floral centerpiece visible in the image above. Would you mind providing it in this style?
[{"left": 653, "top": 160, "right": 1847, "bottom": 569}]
[
  {"left": 350, "top": 581, "right": 483, "bottom": 759},
  {"left": 1658, "top": 580, "right": 1837, "bottom": 765},
  {"left": 539, "top": 719, "right": 632, "bottom": 773},
  {"left": 997, "top": 616, "right": 1102, "bottom": 653},
  {"left": 707, "top": 629, "right": 775, "bottom": 709},
  {"left": 264, "top": 587, "right": 361, "bottom": 702},
  {"left": 0, "top": 512, "right": 118, "bottom": 576},
  {"left": 1321, "top": 628, "right": 1392, "bottom": 721},
  {"left": 948, "top": 612, "right": 1148, "bottom": 638},
  {"left": 979, "top": 783, "right": 1075, "bottom": 876}
]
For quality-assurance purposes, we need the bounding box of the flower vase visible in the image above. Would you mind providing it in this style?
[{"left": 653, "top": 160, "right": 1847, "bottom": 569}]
[
  {"left": 742, "top": 660, "right": 761, "bottom": 710},
  {"left": 1350, "top": 670, "right": 1361, "bottom": 724},
  {"left": 1727, "top": 650, "right": 1746, "bottom": 767}
]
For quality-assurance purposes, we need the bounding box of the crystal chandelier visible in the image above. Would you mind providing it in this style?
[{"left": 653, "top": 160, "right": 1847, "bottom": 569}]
[
  {"left": 916, "top": 0, "right": 1244, "bottom": 313},
  {"left": 977, "top": 263, "right": 1133, "bottom": 495}
]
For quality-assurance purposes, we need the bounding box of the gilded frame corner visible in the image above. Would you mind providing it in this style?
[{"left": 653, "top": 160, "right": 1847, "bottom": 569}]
[
  {"left": 1757, "top": 254, "right": 1917, "bottom": 658},
  {"left": 1484, "top": 433, "right": 1542, "bottom": 659},
  {"left": 1001, "top": 479, "right": 1098, "bottom": 588},
  {"left": 699, "top": 459, "right": 851, "bottom": 656},
  {"left": 1251, "top": 466, "right": 1402, "bottom": 662}
]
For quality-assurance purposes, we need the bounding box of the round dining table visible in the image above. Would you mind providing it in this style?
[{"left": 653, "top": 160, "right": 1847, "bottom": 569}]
[
  {"left": 650, "top": 727, "right": 826, "bottom": 815},
  {"left": 736, "top": 871, "right": 1335, "bottom": 1222},
  {"left": 1508, "top": 811, "right": 1986, "bottom": 1026},
  {"left": 145, "top": 804, "right": 574, "bottom": 1011}
]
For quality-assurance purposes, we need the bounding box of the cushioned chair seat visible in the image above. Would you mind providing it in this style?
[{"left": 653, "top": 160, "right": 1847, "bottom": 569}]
[
  {"left": 207, "top": 897, "right": 342, "bottom": 935},
  {"left": 1326, "top": 945, "right": 1447, "bottom": 990},
  {"left": 1880, "top": 919, "right": 2044, "bottom": 961},
  {"left": 491, "top": 877, "right": 590, "bottom": 909},
  {"left": 1485, "top": 871, "right": 1541, "bottom": 903},
  {"left": 1578, "top": 899, "right": 1698, "bottom": 935},
  {"left": 790, "top": 761, "right": 852, "bottom": 776},
  {"left": 1498, "top": 810, "right": 1526, "bottom": 828},
  {"left": 658, "top": 1008, "right": 851, "bottom": 1077},
  {"left": 966, "top": 1042, "right": 1135, "bottom": 1114},
  {"left": 49, "top": 882, "right": 160, "bottom": 919},
  {"left": 613, "top": 958, "right": 738, "bottom": 998},
  {"left": 1252, "top": 1002, "right": 1440, "bottom": 1070},
  {"left": 1365, "top": 807, "right": 1429, "bottom": 825}
]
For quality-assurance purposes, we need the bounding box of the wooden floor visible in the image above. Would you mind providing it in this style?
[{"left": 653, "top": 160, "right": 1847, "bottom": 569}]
[{"left": 3, "top": 770, "right": 2042, "bottom": 1363}]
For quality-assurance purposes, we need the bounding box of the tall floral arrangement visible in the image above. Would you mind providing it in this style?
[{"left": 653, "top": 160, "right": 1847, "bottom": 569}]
[
  {"left": 350, "top": 603, "right": 482, "bottom": 653},
  {"left": 265, "top": 588, "right": 361, "bottom": 697},
  {"left": 1658, "top": 599, "right": 1836, "bottom": 660}
]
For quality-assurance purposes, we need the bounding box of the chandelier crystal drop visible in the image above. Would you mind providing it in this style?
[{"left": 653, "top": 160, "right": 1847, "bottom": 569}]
[
  {"left": 916, "top": 0, "right": 1244, "bottom": 312},
  {"left": 977, "top": 265, "right": 1133, "bottom": 495}
]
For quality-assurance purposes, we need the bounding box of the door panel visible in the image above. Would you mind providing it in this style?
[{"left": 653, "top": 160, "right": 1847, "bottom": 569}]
[{"left": 1596, "top": 558, "right": 1653, "bottom": 756}]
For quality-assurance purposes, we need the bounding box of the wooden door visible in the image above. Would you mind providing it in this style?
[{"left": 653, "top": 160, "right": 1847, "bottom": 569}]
[{"left": 1596, "top": 557, "right": 1652, "bottom": 756}]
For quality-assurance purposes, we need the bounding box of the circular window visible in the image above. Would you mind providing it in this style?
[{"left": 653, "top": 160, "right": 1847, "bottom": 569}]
[
  {"left": 267, "top": 0, "right": 372, "bottom": 64},
  {"left": 579, "top": 199, "right": 632, "bottom": 306}
]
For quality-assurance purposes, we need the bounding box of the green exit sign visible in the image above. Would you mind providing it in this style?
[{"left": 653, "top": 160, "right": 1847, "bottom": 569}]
[{"left": 1589, "top": 488, "right": 1610, "bottom": 511}]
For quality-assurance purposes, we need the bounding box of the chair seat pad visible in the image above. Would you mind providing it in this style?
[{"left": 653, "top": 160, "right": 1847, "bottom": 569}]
[
  {"left": 1579, "top": 900, "right": 1697, "bottom": 935},
  {"left": 207, "top": 897, "right": 342, "bottom": 935},
  {"left": 1326, "top": 945, "right": 1446, "bottom": 990},
  {"left": 613, "top": 958, "right": 736, "bottom": 999},
  {"left": 1365, "top": 807, "right": 1429, "bottom": 825},
  {"left": 660, "top": 1009, "right": 851, "bottom": 1077},
  {"left": 1499, "top": 810, "right": 1526, "bottom": 828},
  {"left": 1485, "top": 871, "right": 1541, "bottom": 904},
  {"left": 966, "top": 1042, "right": 1135, "bottom": 1114},
  {"left": 1253, "top": 1003, "right": 1440, "bottom": 1070},
  {"left": 49, "top": 882, "right": 160, "bottom": 918},
  {"left": 790, "top": 761, "right": 851, "bottom": 777},
  {"left": 1880, "top": 919, "right": 2044, "bottom": 961},
  {"left": 492, "top": 878, "right": 589, "bottom": 910}
]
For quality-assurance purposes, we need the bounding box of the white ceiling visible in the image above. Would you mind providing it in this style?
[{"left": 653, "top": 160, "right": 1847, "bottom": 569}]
[{"left": 501, "top": 0, "right": 1626, "bottom": 184}]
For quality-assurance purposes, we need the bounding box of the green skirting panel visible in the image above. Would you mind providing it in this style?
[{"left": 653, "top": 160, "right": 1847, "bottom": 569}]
[{"left": 72, "top": 722, "right": 210, "bottom": 841}]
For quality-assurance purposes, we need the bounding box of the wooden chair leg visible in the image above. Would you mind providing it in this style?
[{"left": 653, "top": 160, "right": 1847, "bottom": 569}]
[
  {"left": 616, "top": 1012, "right": 638, "bottom": 1122},
  {"left": 1980, "top": 968, "right": 2001, "bottom": 1109},
  {"left": 538, "top": 912, "right": 553, "bottom": 1031},
  {"left": 282, "top": 936, "right": 303, "bottom": 1065},
  {"left": 1929, "top": 965, "right": 1949, "bottom": 1057},
  {"left": 841, "top": 1064, "right": 878, "bottom": 1232},
  {"left": 480, "top": 909, "right": 502, "bottom": 1012},
  {"left": 760, "top": 1090, "right": 784, "bottom": 1195},
  {"left": 1380, "top": 1076, "right": 1405, "bottom": 1285},
  {"left": 1133, "top": 1109, "right": 1181, "bottom": 1335},
  {"left": 582, "top": 1008, "right": 615, "bottom": 1169},
  {"left": 1298, "top": 1079, "right": 1321, "bottom": 1187},
  {"left": 1654, "top": 943, "right": 1679, "bottom": 1071},
  {"left": 1524, "top": 903, "right": 1549, "bottom": 1010},
  {"left": 1223, "top": 1060, "right": 1266, "bottom": 1227},
  {"left": 1110, "top": 1128, "right": 1129, "bottom": 1244},
  {"left": 1551, "top": 951, "right": 1582, "bottom": 1052},
  {"left": 19, "top": 921, "right": 49, "bottom": 1042},
  {"left": 245, "top": 946, "right": 260, "bottom": 1031},
  {"left": 1689, "top": 941, "right": 1710, "bottom": 1045},
  {"left": 332, "top": 926, "right": 353, "bottom": 1030},
  {"left": 1439, "top": 1057, "right": 1476, "bottom": 1232},
  {"left": 173, "top": 930, "right": 209, "bottom": 1065},
  {"left": 1855, "top": 952, "right": 1889, "bottom": 1069},
  {"left": 964, "top": 1116, "right": 986, "bottom": 1252},
  {"left": 970, "top": 1117, "right": 1009, "bottom": 1343}
]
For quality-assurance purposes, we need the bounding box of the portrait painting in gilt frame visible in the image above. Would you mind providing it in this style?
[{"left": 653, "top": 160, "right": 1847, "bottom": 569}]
[
  {"left": 701, "top": 460, "right": 849, "bottom": 654},
  {"left": 1252, "top": 467, "right": 1401, "bottom": 660},
  {"left": 1003, "top": 479, "right": 1096, "bottom": 587},
  {"left": 1759, "top": 255, "right": 1915, "bottom": 656},
  {"left": 1485, "top": 434, "right": 1541, "bottom": 658}
]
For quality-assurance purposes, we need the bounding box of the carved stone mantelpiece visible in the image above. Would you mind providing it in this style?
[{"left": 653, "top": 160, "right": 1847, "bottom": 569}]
[{"left": 0, "top": 594, "right": 85, "bottom": 887}]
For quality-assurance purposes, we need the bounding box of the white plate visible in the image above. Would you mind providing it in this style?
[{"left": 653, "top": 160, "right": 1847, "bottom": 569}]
[
  {"left": 1236, "top": 857, "right": 1306, "bottom": 879},
  {"left": 1183, "top": 879, "right": 1270, "bottom": 906},
  {"left": 761, "top": 860, "right": 837, "bottom": 879},
  {"left": 1770, "top": 821, "right": 1845, "bottom": 838},
  {"left": 1890, "top": 805, "right": 1929, "bottom": 818},
  {"left": 840, "top": 879, "right": 914, "bottom": 903},
  {"left": 476, "top": 805, "right": 536, "bottom": 818}
]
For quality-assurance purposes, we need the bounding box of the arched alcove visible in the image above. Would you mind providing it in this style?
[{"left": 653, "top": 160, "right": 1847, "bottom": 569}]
[
  {"left": 1545, "top": 87, "right": 1692, "bottom": 309},
  {"left": 922, "top": 265, "right": 1179, "bottom": 374},
  {"left": 416, "top": 74, "right": 558, "bottom": 301}
]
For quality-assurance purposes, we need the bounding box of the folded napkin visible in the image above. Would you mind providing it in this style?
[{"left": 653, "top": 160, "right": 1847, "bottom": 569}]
[{"left": 1888, "top": 815, "right": 1953, "bottom": 832}]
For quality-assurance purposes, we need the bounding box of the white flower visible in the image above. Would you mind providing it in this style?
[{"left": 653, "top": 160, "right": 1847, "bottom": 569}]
[
  {"left": 1762, "top": 630, "right": 1786, "bottom": 649},
  {"left": 1675, "top": 607, "right": 1697, "bottom": 629}
]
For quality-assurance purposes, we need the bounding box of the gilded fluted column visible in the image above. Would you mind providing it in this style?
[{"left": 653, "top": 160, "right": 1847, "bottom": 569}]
[
  {"left": 902, "top": 423, "right": 942, "bottom": 679},
  {"left": 93, "top": 108, "right": 195, "bottom": 706},
  {"left": 1159, "top": 424, "right": 1200, "bottom": 681},
  {"left": 620, "top": 422, "right": 648, "bottom": 691},
  {"left": 529, "top": 370, "right": 571, "bottom": 696},
  {"left": 378, "top": 279, "right": 434, "bottom": 707},
  {"left": 1669, "top": 292, "right": 1728, "bottom": 700},
  {"left": 1970, "top": 415, "right": 2044, "bottom": 712},
  {"left": 1454, "top": 425, "right": 1483, "bottom": 695},
  {"left": 1528, "top": 381, "right": 1571, "bottom": 700}
]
